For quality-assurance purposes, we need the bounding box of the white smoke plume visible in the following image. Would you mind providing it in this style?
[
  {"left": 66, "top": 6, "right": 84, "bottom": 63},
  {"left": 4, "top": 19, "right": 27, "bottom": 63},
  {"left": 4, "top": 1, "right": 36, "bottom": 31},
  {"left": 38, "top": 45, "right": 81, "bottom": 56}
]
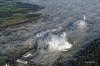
[
  {"left": 76, "top": 20, "right": 87, "bottom": 30},
  {"left": 73, "top": 16, "right": 88, "bottom": 32},
  {"left": 44, "top": 32, "right": 72, "bottom": 52}
]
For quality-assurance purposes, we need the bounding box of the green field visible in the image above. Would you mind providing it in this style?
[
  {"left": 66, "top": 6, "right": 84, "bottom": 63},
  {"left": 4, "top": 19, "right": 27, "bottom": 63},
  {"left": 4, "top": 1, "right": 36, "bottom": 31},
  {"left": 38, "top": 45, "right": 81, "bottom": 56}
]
[{"left": 0, "top": 0, "right": 42, "bottom": 27}]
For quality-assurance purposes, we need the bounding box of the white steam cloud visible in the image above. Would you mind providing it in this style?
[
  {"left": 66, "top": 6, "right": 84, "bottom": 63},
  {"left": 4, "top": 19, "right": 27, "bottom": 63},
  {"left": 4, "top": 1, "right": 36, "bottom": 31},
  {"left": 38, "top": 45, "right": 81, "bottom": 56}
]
[
  {"left": 73, "top": 16, "right": 88, "bottom": 32},
  {"left": 44, "top": 32, "right": 72, "bottom": 52},
  {"left": 76, "top": 20, "right": 87, "bottom": 30}
]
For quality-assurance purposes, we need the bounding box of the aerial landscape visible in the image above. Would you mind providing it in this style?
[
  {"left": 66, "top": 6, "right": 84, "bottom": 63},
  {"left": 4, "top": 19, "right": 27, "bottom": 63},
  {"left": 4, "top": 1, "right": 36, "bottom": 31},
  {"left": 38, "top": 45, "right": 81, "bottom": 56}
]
[{"left": 0, "top": 0, "right": 100, "bottom": 66}]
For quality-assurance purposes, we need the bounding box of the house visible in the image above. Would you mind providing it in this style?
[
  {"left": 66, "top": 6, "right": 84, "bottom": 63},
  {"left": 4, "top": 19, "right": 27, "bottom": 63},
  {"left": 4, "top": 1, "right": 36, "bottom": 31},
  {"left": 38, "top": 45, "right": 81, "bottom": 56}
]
[
  {"left": 16, "top": 59, "right": 28, "bottom": 64},
  {"left": 23, "top": 52, "right": 33, "bottom": 58}
]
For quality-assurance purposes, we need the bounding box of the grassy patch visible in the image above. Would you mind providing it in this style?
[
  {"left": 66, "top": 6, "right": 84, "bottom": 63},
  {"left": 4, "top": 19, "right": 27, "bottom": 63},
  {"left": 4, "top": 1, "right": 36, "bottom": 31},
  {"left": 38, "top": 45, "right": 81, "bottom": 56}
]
[
  {"left": 0, "top": 54, "right": 7, "bottom": 65},
  {"left": 0, "top": 1, "right": 19, "bottom": 12}
]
